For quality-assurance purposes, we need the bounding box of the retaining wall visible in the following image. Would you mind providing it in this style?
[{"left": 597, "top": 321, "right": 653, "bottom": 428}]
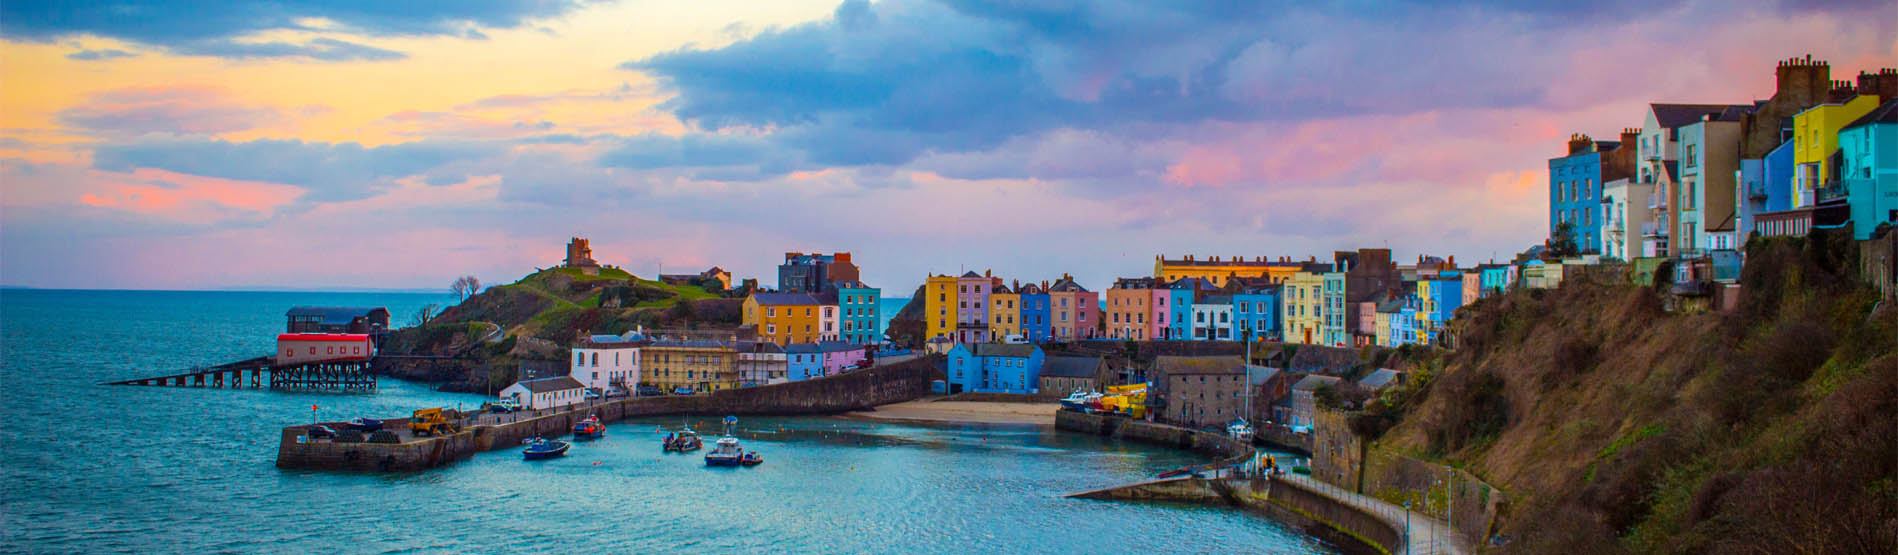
[
  {"left": 277, "top": 356, "right": 942, "bottom": 471},
  {"left": 1053, "top": 410, "right": 1248, "bottom": 460},
  {"left": 1265, "top": 478, "right": 1405, "bottom": 554}
]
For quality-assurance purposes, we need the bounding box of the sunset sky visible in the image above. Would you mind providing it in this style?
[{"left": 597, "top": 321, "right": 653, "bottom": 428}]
[{"left": 3, "top": 0, "right": 1894, "bottom": 293}]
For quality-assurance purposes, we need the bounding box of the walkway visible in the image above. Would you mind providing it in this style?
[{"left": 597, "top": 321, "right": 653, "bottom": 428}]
[{"left": 1274, "top": 474, "right": 1473, "bottom": 555}]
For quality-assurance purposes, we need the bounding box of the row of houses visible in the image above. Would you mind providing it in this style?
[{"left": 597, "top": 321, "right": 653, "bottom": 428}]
[
  {"left": 740, "top": 252, "right": 884, "bottom": 346},
  {"left": 1556, "top": 56, "right": 1896, "bottom": 289}
]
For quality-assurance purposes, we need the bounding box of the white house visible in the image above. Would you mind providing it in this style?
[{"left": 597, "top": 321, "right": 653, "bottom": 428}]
[
  {"left": 572, "top": 335, "right": 643, "bottom": 394},
  {"left": 1191, "top": 299, "right": 1233, "bottom": 340},
  {"left": 500, "top": 376, "right": 588, "bottom": 410}
]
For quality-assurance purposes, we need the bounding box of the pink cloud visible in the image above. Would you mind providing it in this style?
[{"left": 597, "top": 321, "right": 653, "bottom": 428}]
[
  {"left": 56, "top": 85, "right": 308, "bottom": 136},
  {"left": 75, "top": 168, "right": 303, "bottom": 223}
]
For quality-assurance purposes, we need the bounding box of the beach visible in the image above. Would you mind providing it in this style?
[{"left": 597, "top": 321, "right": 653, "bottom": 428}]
[{"left": 846, "top": 399, "right": 1060, "bottom": 425}]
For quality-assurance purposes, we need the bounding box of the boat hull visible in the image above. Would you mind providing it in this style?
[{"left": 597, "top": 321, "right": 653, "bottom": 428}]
[
  {"left": 523, "top": 442, "right": 570, "bottom": 461},
  {"left": 704, "top": 455, "right": 743, "bottom": 467}
]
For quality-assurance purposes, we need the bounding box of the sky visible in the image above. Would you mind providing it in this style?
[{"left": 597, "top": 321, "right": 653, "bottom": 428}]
[{"left": 2, "top": 0, "right": 1894, "bottom": 294}]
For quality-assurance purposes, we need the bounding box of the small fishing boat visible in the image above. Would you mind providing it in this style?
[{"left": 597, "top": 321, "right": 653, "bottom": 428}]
[
  {"left": 663, "top": 429, "right": 702, "bottom": 452},
  {"left": 740, "top": 451, "right": 764, "bottom": 466},
  {"left": 704, "top": 437, "right": 746, "bottom": 467},
  {"left": 522, "top": 438, "right": 569, "bottom": 460},
  {"left": 1227, "top": 418, "right": 1255, "bottom": 443},
  {"left": 572, "top": 415, "right": 605, "bottom": 440},
  {"left": 1059, "top": 389, "right": 1098, "bottom": 411},
  {"left": 345, "top": 418, "right": 383, "bottom": 432}
]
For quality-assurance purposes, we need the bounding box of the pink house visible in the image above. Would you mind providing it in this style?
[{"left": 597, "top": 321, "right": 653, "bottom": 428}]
[{"left": 819, "top": 341, "right": 867, "bottom": 375}]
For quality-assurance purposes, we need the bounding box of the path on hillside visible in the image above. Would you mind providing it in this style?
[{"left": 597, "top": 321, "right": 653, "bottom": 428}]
[{"left": 1275, "top": 474, "right": 1473, "bottom": 555}]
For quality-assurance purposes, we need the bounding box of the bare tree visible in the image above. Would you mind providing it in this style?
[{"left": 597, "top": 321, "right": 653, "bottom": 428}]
[
  {"left": 450, "top": 275, "right": 482, "bottom": 301},
  {"left": 412, "top": 303, "right": 440, "bottom": 327}
]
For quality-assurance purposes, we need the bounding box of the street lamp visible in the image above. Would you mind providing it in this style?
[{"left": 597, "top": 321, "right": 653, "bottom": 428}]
[{"left": 1403, "top": 501, "right": 1411, "bottom": 555}]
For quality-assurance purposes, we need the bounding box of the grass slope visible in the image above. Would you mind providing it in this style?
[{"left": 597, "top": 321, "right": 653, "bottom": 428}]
[{"left": 1370, "top": 233, "right": 1896, "bottom": 553}]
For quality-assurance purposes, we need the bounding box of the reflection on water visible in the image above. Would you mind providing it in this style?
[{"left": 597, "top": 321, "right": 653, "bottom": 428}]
[{"left": 2, "top": 290, "right": 1332, "bottom": 553}]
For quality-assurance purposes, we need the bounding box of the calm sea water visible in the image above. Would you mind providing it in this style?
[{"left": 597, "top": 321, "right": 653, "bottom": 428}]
[{"left": 0, "top": 289, "right": 1329, "bottom": 553}]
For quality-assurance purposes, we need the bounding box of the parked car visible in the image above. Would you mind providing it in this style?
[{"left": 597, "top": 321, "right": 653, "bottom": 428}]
[
  {"left": 344, "top": 418, "right": 383, "bottom": 432},
  {"left": 855, "top": 358, "right": 873, "bottom": 369},
  {"left": 306, "top": 425, "right": 337, "bottom": 439},
  {"left": 637, "top": 386, "right": 663, "bottom": 397},
  {"left": 584, "top": 390, "right": 602, "bottom": 400},
  {"left": 488, "top": 400, "right": 521, "bottom": 413},
  {"left": 672, "top": 387, "right": 697, "bottom": 396}
]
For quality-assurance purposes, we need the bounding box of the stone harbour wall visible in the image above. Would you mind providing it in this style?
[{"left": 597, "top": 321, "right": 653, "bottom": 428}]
[{"left": 277, "top": 356, "right": 943, "bottom": 472}]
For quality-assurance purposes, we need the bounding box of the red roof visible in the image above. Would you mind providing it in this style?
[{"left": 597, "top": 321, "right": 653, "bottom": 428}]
[{"left": 277, "top": 333, "right": 371, "bottom": 342}]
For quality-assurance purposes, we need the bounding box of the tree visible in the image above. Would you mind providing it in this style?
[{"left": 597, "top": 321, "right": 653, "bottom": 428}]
[
  {"left": 411, "top": 303, "right": 440, "bottom": 327},
  {"left": 1545, "top": 222, "right": 1580, "bottom": 258},
  {"left": 451, "top": 275, "right": 482, "bottom": 301}
]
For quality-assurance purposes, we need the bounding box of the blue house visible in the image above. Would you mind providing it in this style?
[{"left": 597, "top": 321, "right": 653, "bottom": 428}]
[
  {"left": 1549, "top": 138, "right": 1609, "bottom": 253},
  {"left": 784, "top": 344, "right": 826, "bottom": 381},
  {"left": 1165, "top": 278, "right": 1213, "bottom": 341},
  {"left": 832, "top": 281, "right": 882, "bottom": 345},
  {"left": 1017, "top": 283, "right": 1052, "bottom": 343},
  {"left": 1837, "top": 98, "right": 1898, "bottom": 240},
  {"left": 1422, "top": 272, "right": 1464, "bottom": 344},
  {"left": 1477, "top": 264, "right": 1511, "bottom": 298},
  {"left": 946, "top": 343, "right": 1045, "bottom": 394},
  {"left": 1231, "top": 285, "right": 1281, "bottom": 342}
]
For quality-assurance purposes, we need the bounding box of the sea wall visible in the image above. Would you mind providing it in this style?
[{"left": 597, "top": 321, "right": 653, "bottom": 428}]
[
  {"left": 1053, "top": 410, "right": 1248, "bottom": 460},
  {"left": 1264, "top": 478, "right": 1405, "bottom": 555},
  {"left": 277, "top": 356, "right": 943, "bottom": 472}
]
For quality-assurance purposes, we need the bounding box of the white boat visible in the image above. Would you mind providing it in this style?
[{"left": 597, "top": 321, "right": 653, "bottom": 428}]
[
  {"left": 704, "top": 437, "right": 745, "bottom": 466},
  {"left": 1228, "top": 418, "right": 1255, "bottom": 443}
]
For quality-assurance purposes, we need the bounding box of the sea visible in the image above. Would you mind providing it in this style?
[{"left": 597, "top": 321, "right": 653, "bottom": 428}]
[{"left": 0, "top": 289, "right": 1330, "bottom": 553}]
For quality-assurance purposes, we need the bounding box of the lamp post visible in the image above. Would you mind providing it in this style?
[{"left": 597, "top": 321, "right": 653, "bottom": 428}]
[
  {"left": 1446, "top": 464, "right": 1455, "bottom": 550},
  {"left": 1403, "top": 501, "right": 1411, "bottom": 555}
]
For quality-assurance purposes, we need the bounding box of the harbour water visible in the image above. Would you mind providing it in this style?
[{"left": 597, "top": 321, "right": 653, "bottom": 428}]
[{"left": 1, "top": 289, "right": 1330, "bottom": 553}]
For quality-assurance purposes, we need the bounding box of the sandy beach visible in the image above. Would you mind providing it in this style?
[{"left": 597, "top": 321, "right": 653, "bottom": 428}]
[{"left": 845, "top": 399, "right": 1060, "bottom": 425}]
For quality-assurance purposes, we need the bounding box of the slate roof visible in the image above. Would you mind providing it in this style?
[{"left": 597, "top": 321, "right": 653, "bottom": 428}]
[
  {"left": 750, "top": 293, "right": 822, "bottom": 306},
  {"left": 1651, "top": 103, "right": 1748, "bottom": 129},
  {"left": 1358, "top": 368, "right": 1404, "bottom": 389},
  {"left": 647, "top": 339, "right": 732, "bottom": 349},
  {"left": 513, "top": 376, "right": 585, "bottom": 393},
  {"left": 972, "top": 343, "right": 1038, "bottom": 357},
  {"left": 1112, "top": 277, "right": 1161, "bottom": 289},
  {"left": 285, "top": 306, "right": 387, "bottom": 325},
  {"left": 1154, "top": 355, "right": 1245, "bottom": 375},
  {"left": 1049, "top": 277, "right": 1089, "bottom": 292},
  {"left": 1197, "top": 294, "right": 1233, "bottom": 305},
  {"left": 1843, "top": 97, "right": 1898, "bottom": 130},
  {"left": 961, "top": 271, "right": 983, "bottom": 278},
  {"left": 1041, "top": 356, "right": 1103, "bottom": 378},
  {"left": 1292, "top": 374, "right": 1343, "bottom": 391}
]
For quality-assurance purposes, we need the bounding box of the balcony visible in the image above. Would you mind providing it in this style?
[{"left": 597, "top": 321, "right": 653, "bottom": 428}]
[
  {"left": 1647, "top": 192, "right": 1668, "bottom": 210},
  {"left": 1641, "top": 222, "right": 1667, "bottom": 238}
]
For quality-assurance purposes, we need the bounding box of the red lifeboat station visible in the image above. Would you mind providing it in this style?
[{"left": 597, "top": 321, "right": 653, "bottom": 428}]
[{"left": 276, "top": 333, "right": 376, "bottom": 365}]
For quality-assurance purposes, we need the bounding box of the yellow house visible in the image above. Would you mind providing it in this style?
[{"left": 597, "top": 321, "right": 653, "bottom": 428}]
[
  {"left": 742, "top": 292, "right": 823, "bottom": 346},
  {"left": 1373, "top": 311, "right": 1392, "bottom": 347},
  {"left": 989, "top": 284, "right": 1022, "bottom": 340},
  {"left": 924, "top": 274, "right": 959, "bottom": 342},
  {"left": 1281, "top": 271, "right": 1326, "bottom": 344},
  {"left": 1792, "top": 94, "right": 1883, "bottom": 208},
  {"left": 1154, "top": 254, "right": 1305, "bottom": 288},
  {"left": 641, "top": 340, "right": 737, "bottom": 392}
]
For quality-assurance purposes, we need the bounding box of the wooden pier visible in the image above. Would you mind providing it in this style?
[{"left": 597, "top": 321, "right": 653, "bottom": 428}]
[{"left": 103, "top": 356, "right": 377, "bottom": 392}]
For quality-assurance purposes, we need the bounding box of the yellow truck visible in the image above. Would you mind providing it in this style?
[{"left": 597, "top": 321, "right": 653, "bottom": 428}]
[{"left": 409, "top": 407, "right": 457, "bottom": 437}]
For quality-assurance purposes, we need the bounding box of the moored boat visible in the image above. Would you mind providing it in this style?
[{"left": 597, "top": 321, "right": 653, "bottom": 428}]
[
  {"left": 522, "top": 438, "right": 570, "bottom": 460},
  {"left": 704, "top": 436, "right": 746, "bottom": 466},
  {"left": 740, "top": 451, "right": 764, "bottom": 466},
  {"left": 663, "top": 429, "right": 702, "bottom": 452},
  {"left": 1227, "top": 418, "right": 1254, "bottom": 443},
  {"left": 572, "top": 415, "right": 605, "bottom": 440}
]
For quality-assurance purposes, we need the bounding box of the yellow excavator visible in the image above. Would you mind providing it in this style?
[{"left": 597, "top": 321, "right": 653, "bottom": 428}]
[{"left": 409, "top": 407, "right": 458, "bottom": 436}]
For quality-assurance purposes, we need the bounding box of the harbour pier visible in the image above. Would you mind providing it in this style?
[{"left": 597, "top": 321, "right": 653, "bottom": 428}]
[{"left": 102, "top": 357, "right": 378, "bottom": 392}]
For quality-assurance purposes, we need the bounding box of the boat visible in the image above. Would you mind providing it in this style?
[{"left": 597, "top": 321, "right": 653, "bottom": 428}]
[
  {"left": 740, "top": 451, "right": 764, "bottom": 466},
  {"left": 1227, "top": 418, "right": 1255, "bottom": 443},
  {"left": 572, "top": 415, "right": 605, "bottom": 440},
  {"left": 663, "top": 429, "right": 702, "bottom": 452},
  {"left": 704, "top": 436, "right": 746, "bottom": 466},
  {"left": 1059, "top": 389, "right": 1097, "bottom": 411},
  {"left": 345, "top": 418, "right": 382, "bottom": 432},
  {"left": 522, "top": 438, "right": 569, "bottom": 460}
]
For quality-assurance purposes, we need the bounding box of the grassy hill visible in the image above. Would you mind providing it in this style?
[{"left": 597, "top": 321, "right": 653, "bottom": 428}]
[{"left": 1357, "top": 232, "right": 1895, "bottom": 553}]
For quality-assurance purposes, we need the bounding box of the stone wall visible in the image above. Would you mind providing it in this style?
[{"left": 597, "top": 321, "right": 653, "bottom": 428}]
[
  {"left": 1265, "top": 478, "right": 1405, "bottom": 554},
  {"left": 278, "top": 356, "right": 943, "bottom": 471},
  {"left": 1308, "top": 409, "right": 1505, "bottom": 544},
  {"left": 1053, "top": 410, "right": 1249, "bottom": 461}
]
